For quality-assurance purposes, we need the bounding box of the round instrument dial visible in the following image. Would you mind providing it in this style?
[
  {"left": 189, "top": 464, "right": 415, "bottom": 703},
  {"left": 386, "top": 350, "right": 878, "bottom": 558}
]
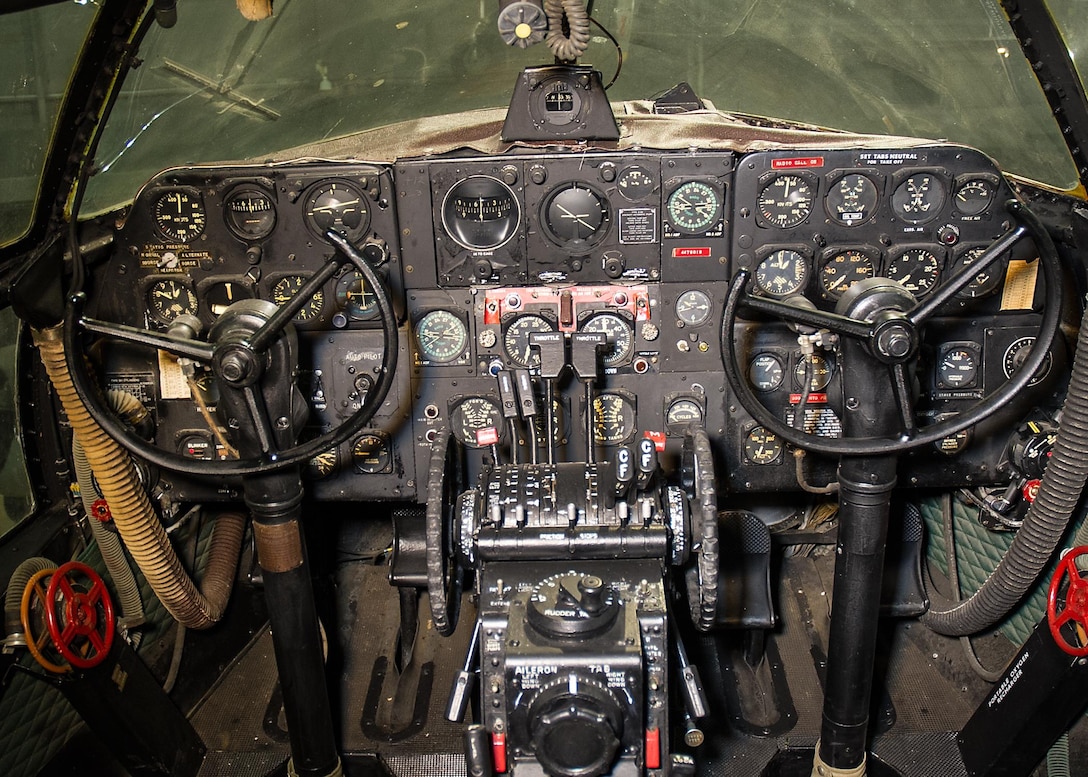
[
  {"left": 937, "top": 346, "right": 980, "bottom": 389},
  {"left": 885, "top": 248, "right": 941, "bottom": 296},
  {"left": 307, "top": 449, "right": 339, "bottom": 479},
  {"left": 224, "top": 189, "right": 276, "bottom": 239},
  {"left": 592, "top": 393, "right": 636, "bottom": 445},
  {"left": 271, "top": 275, "right": 324, "bottom": 321},
  {"left": 953, "top": 179, "right": 996, "bottom": 216},
  {"left": 541, "top": 183, "right": 610, "bottom": 250},
  {"left": 334, "top": 270, "right": 378, "bottom": 320},
  {"left": 953, "top": 246, "right": 1004, "bottom": 299},
  {"left": 503, "top": 314, "right": 553, "bottom": 368},
  {"left": 749, "top": 353, "right": 785, "bottom": 392},
  {"left": 1003, "top": 336, "right": 1053, "bottom": 386},
  {"left": 755, "top": 249, "right": 809, "bottom": 297},
  {"left": 616, "top": 165, "right": 655, "bottom": 200},
  {"left": 441, "top": 176, "right": 520, "bottom": 251},
  {"left": 757, "top": 174, "right": 815, "bottom": 228},
  {"left": 352, "top": 433, "right": 390, "bottom": 474},
  {"left": 825, "top": 173, "right": 879, "bottom": 226},
  {"left": 147, "top": 279, "right": 197, "bottom": 323},
  {"left": 582, "top": 313, "right": 634, "bottom": 366},
  {"left": 795, "top": 353, "right": 833, "bottom": 391},
  {"left": 820, "top": 249, "right": 876, "bottom": 298},
  {"left": 675, "top": 290, "right": 712, "bottom": 327},
  {"left": 153, "top": 190, "right": 206, "bottom": 243},
  {"left": 450, "top": 396, "right": 503, "bottom": 448},
  {"left": 204, "top": 280, "right": 254, "bottom": 317},
  {"left": 666, "top": 397, "right": 704, "bottom": 435},
  {"left": 744, "top": 426, "right": 783, "bottom": 465},
  {"left": 304, "top": 181, "right": 370, "bottom": 241},
  {"left": 416, "top": 310, "right": 468, "bottom": 364},
  {"left": 666, "top": 181, "right": 721, "bottom": 233},
  {"left": 891, "top": 173, "right": 946, "bottom": 224}
]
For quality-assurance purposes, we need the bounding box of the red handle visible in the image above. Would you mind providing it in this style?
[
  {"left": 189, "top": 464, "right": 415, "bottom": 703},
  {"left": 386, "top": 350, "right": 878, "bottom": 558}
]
[
  {"left": 1047, "top": 546, "right": 1088, "bottom": 657},
  {"left": 43, "top": 561, "right": 115, "bottom": 669}
]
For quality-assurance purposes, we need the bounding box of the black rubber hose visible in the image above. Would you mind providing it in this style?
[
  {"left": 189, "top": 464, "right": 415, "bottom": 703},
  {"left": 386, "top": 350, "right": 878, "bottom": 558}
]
[{"left": 923, "top": 301, "right": 1088, "bottom": 636}]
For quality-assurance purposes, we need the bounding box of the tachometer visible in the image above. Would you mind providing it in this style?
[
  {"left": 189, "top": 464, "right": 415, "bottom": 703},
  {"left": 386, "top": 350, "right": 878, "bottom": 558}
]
[
  {"left": 304, "top": 181, "right": 370, "bottom": 241},
  {"left": 416, "top": 310, "right": 468, "bottom": 364},
  {"left": 153, "top": 190, "right": 206, "bottom": 243},
  {"left": 757, "top": 174, "right": 814, "bottom": 228},
  {"left": 503, "top": 314, "right": 553, "bottom": 368},
  {"left": 666, "top": 181, "right": 721, "bottom": 233},
  {"left": 825, "top": 173, "right": 878, "bottom": 226},
  {"left": 582, "top": 312, "right": 634, "bottom": 367},
  {"left": 755, "top": 249, "right": 809, "bottom": 297}
]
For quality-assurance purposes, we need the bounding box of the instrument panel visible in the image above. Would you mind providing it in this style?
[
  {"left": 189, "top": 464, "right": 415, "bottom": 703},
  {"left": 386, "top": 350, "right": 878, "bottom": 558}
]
[{"left": 88, "top": 144, "right": 1064, "bottom": 504}]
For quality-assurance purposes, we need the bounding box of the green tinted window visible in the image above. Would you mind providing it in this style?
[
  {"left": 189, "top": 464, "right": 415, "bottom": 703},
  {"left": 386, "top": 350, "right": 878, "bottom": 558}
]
[
  {"left": 0, "top": 308, "right": 34, "bottom": 536},
  {"left": 0, "top": 2, "right": 99, "bottom": 248}
]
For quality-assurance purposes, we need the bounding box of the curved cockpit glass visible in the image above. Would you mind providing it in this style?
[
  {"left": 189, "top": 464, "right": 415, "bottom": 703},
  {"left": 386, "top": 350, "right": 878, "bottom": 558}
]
[{"left": 80, "top": 0, "right": 1077, "bottom": 222}]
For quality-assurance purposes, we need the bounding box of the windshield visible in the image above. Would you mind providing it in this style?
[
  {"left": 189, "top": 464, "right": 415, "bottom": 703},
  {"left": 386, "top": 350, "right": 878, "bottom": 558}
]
[
  {"left": 0, "top": 1, "right": 98, "bottom": 247},
  {"left": 8, "top": 0, "right": 1086, "bottom": 226}
]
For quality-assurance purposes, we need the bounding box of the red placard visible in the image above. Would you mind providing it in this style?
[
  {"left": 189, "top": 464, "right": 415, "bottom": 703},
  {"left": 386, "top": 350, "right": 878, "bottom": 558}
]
[
  {"left": 671, "top": 247, "right": 712, "bottom": 258},
  {"left": 771, "top": 156, "right": 824, "bottom": 169}
]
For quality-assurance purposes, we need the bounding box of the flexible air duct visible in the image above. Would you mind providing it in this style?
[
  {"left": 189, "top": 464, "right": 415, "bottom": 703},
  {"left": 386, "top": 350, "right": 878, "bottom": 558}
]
[
  {"left": 73, "top": 391, "right": 147, "bottom": 648},
  {"left": 33, "top": 324, "right": 243, "bottom": 629},
  {"left": 923, "top": 303, "right": 1088, "bottom": 635},
  {"left": 3, "top": 557, "right": 56, "bottom": 644}
]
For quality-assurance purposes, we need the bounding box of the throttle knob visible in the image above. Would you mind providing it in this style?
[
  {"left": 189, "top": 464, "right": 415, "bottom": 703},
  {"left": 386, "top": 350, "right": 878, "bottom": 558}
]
[{"left": 528, "top": 675, "right": 623, "bottom": 777}]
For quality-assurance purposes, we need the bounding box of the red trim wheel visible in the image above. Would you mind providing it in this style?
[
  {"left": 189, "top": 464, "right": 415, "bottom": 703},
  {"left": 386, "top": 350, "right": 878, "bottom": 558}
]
[
  {"left": 1047, "top": 546, "right": 1088, "bottom": 657},
  {"left": 43, "top": 561, "right": 115, "bottom": 669}
]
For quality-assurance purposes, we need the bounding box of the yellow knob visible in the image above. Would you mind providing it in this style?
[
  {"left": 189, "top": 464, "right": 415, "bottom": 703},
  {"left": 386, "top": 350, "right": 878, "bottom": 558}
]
[{"left": 515, "top": 22, "right": 532, "bottom": 39}]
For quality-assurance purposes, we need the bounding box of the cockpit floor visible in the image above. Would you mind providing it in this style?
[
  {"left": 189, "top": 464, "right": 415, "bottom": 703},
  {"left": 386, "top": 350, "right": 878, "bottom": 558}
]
[{"left": 189, "top": 526, "right": 1081, "bottom": 777}]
